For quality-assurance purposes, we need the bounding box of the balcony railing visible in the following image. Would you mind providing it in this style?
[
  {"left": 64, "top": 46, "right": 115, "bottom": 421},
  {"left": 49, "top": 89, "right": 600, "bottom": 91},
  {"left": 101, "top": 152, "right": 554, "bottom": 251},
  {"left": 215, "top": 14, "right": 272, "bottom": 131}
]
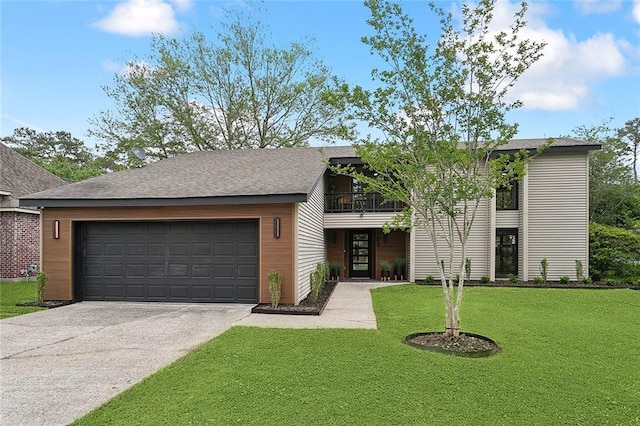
[{"left": 324, "top": 192, "right": 404, "bottom": 213}]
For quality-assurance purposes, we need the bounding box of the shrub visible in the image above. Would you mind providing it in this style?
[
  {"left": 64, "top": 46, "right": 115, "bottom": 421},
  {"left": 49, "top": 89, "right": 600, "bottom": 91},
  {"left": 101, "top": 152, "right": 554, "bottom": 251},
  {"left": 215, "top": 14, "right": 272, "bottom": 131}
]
[
  {"left": 454, "top": 274, "right": 460, "bottom": 284},
  {"left": 267, "top": 270, "right": 282, "bottom": 308},
  {"left": 425, "top": 275, "right": 435, "bottom": 284},
  {"left": 36, "top": 271, "right": 48, "bottom": 302},
  {"left": 590, "top": 222, "right": 640, "bottom": 281},
  {"left": 575, "top": 260, "right": 584, "bottom": 282},
  {"left": 508, "top": 274, "right": 518, "bottom": 284},
  {"left": 480, "top": 275, "right": 490, "bottom": 284},
  {"left": 540, "top": 258, "right": 548, "bottom": 283},
  {"left": 559, "top": 275, "right": 570, "bottom": 284},
  {"left": 464, "top": 258, "right": 471, "bottom": 281},
  {"left": 582, "top": 276, "right": 593, "bottom": 284},
  {"left": 533, "top": 276, "right": 543, "bottom": 284},
  {"left": 309, "top": 262, "right": 327, "bottom": 303},
  {"left": 329, "top": 261, "right": 342, "bottom": 279}
]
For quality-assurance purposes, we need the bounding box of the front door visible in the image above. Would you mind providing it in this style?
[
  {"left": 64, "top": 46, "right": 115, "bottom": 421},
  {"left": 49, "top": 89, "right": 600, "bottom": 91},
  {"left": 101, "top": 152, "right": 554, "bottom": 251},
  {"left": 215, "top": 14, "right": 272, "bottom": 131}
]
[{"left": 349, "top": 230, "right": 372, "bottom": 278}]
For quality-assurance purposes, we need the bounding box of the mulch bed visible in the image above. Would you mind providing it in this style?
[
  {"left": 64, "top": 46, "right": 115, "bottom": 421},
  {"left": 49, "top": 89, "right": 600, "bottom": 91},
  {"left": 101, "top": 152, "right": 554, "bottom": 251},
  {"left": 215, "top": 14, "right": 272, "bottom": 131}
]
[
  {"left": 405, "top": 331, "right": 500, "bottom": 357},
  {"left": 16, "top": 300, "right": 74, "bottom": 308},
  {"left": 417, "top": 280, "right": 634, "bottom": 289},
  {"left": 251, "top": 281, "right": 337, "bottom": 315}
]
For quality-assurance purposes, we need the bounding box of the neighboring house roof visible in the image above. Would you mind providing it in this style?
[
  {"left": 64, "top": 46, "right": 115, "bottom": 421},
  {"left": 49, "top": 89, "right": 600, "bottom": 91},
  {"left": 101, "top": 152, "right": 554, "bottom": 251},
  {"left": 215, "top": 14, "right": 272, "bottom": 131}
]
[
  {"left": 20, "top": 138, "right": 599, "bottom": 208},
  {"left": 0, "top": 143, "right": 67, "bottom": 210}
]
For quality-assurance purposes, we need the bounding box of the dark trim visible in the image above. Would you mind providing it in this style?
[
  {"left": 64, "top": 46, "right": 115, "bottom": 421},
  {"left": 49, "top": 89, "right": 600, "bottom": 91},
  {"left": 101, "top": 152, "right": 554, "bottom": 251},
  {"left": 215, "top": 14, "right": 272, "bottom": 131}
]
[
  {"left": 495, "top": 228, "right": 518, "bottom": 278},
  {"left": 491, "top": 144, "right": 601, "bottom": 157},
  {"left": 329, "top": 157, "right": 365, "bottom": 165},
  {"left": 496, "top": 180, "right": 518, "bottom": 211},
  {"left": 20, "top": 193, "right": 308, "bottom": 208}
]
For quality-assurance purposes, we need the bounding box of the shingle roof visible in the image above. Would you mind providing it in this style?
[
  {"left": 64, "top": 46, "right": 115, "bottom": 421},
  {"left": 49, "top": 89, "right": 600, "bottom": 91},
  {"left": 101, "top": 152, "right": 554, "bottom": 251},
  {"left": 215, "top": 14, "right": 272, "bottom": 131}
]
[
  {"left": 0, "top": 143, "right": 66, "bottom": 209},
  {"left": 19, "top": 138, "right": 598, "bottom": 208}
]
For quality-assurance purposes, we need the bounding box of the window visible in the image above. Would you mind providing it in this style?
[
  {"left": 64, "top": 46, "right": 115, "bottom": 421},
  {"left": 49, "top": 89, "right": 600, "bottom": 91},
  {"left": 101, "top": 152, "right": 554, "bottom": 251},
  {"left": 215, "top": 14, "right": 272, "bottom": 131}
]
[
  {"left": 496, "top": 180, "right": 518, "bottom": 210},
  {"left": 496, "top": 229, "right": 518, "bottom": 277}
]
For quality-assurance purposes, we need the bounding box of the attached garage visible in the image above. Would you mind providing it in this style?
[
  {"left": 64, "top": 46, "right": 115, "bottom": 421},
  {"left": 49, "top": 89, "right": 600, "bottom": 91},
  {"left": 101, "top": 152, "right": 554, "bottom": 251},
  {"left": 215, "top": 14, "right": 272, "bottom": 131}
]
[{"left": 75, "top": 220, "right": 259, "bottom": 303}]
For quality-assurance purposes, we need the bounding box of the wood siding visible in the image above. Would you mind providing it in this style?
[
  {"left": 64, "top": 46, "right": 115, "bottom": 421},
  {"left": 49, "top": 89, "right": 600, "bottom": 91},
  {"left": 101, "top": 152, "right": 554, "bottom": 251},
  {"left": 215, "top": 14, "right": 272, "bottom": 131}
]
[
  {"left": 527, "top": 152, "right": 589, "bottom": 280},
  {"left": 412, "top": 198, "right": 492, "bottom": 281},
  {"left": 373, "top": 229, "right": 407, "bottom": 280},
  {"left": 295, "top": 180, "right": 326, "bottom": 303},
  {"left": 40, "top": 204, "right": 294, "bottom": 304},
  {"left": 326, "top": 230, "right": 347, "bottom": 279}
]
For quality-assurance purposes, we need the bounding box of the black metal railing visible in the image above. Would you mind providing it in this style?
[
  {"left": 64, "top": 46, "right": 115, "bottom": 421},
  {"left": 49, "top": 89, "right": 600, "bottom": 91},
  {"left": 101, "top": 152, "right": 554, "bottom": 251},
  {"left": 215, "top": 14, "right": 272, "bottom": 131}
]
[{"left": 324, "top": 192, "right": 403, "bottom": 213}]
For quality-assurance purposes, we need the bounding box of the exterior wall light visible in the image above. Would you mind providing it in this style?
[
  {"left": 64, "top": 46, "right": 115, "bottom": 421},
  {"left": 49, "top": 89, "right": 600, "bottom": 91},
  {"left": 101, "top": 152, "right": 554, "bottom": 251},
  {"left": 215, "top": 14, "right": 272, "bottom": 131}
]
[
  {"left": 273, "top": 217, "right": 281, "bottom": 239},
  {"left": 53, "top": 220, "right": 60, "bottom": 239}
]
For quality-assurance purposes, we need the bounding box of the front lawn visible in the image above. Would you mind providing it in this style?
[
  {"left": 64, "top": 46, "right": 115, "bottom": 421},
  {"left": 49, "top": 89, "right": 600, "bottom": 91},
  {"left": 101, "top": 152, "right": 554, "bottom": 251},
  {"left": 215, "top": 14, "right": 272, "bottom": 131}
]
[
  {"left": 75, "top": 286, "right": 640, "bottom": 425},
  {"left": 0, "top": 281, "right": 45, "bottom": 319}
]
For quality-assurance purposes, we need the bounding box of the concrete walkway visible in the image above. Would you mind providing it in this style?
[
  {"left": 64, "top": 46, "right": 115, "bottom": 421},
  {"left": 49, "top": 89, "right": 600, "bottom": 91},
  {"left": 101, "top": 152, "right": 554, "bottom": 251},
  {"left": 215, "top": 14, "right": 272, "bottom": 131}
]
[
  {"left": 238, "top": 281, "right": 404, "bottom": 329},
  {"left": 0, "top": 281, "right": 401, "bottom": 425}
]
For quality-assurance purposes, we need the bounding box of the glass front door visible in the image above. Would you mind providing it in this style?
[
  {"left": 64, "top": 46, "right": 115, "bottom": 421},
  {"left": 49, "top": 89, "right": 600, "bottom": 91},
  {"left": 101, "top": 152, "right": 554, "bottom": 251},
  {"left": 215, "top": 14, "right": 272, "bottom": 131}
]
[
  {"left": 496, "top": 229, "right": 518, "bottom": 277},
  {"left": 349, "top": 230, "right": 372, "bottom": 278}
]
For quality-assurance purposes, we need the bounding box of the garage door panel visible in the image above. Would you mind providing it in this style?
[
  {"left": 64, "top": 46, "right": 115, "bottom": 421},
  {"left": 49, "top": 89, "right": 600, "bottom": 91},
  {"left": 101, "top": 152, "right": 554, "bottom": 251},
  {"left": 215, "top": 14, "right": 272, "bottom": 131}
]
[{"left": 78, "top": 220, "right": 259, "bottom": 303}]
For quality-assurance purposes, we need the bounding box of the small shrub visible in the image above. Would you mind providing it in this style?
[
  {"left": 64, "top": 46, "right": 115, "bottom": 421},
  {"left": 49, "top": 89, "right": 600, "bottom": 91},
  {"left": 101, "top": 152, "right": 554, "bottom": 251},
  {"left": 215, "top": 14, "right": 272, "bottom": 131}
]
[
  {"left": 267, "top": 270, "right": 282, "bottom": 308},
  {"left": 480, "top": 275, "right": 490, "bottom": 284},
  {"left": 508, "top": 274, "right": 518, "bottom": 284},
  {"left": 582, "top": 276, "right": 593, "bottom": 284},
  {"left": 559, "top": 275, "right": 570, "bottom": 284},
  {"left": 36, "top": 271, "right": 48, "bottom": 302},
  {"left": 540, "top": 258, "right": 548, "bottom": 283},
  {"left": 575, "top": 260, "right": 584, "bottom": 282},
  {"left": 454, "top": 274, "right": 460, "bottom": 284},
  {"left": 425, "top": 275, "right": 435, "bottom": 284},
  {"left": 394, "top": 257, "right": 406, "bottom": 279},
  {"left": 533, "top": 276, "right": 543, "bottom": 284},
  {"left": 309, "top": 262, "right": 327, "bottom": 303},
  {"left": 464, "top": 258, "right": 471, "bottom": 281},
  {"left": 329, "top": 261, "right": 342, "bottom": 279}
]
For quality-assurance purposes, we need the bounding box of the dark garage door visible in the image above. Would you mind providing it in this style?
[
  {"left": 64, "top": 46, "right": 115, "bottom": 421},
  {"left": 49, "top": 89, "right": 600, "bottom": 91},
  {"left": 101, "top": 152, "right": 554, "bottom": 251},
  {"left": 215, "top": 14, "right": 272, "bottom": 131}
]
[{"left": 76, "top": 220, "right": 259, "bottom": 303}]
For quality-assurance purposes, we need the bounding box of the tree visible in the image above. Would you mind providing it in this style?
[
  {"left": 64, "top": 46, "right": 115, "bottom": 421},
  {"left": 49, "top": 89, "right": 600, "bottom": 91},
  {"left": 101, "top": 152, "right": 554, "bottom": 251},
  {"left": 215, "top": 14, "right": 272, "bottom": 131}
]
[
  {"left": 619, "top": 117, "right": 640, "bottom": 182},
  {"left": 569, "top": 120, "right": 640, "bottom": 230},
  {"left": 333, "top": 0, "right": 545, "bottom": 337},
  {"left": 2, "top": 127, "right": 107, "bottom": 181},
  {"left": 90, "top": 9, "right": 347, "bottom": 166}
]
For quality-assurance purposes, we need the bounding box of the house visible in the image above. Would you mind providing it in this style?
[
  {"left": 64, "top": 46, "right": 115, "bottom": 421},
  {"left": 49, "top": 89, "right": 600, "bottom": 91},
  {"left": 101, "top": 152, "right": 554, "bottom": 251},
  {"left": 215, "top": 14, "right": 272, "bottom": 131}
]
[
  {"left": 1, "top": 143, "right": 67, "bottom": 279},
  {"left": 19, "top": 138, "right": 599, "bottom": 303}
]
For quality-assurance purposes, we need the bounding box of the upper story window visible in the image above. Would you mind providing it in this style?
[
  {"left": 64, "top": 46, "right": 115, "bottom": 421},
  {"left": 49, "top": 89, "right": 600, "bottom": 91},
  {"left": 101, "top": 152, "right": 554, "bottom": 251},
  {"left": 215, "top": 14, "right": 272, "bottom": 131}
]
[{"left": 496, "top": 180, "right": 518, "bottom": 210}]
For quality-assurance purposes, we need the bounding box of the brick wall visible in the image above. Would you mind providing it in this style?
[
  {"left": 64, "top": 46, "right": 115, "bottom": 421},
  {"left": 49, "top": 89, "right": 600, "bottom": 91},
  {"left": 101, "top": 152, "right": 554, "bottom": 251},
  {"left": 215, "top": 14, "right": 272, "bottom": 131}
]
[{"left": 1, "top": 212, "right": 40, "bottom": 279}]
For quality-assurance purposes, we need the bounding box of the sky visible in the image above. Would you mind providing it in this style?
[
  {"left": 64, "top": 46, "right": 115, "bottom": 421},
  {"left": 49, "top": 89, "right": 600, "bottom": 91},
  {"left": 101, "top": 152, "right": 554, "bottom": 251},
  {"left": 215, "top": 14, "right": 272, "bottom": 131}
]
[{"left": 1, "top": 0, "right": 639, "bottom": 149}]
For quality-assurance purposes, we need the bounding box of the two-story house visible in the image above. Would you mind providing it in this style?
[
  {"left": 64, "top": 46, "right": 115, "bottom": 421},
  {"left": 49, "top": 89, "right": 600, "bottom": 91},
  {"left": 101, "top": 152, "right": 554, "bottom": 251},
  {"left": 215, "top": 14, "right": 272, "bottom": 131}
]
[{"left": 20, "top": 138, "right": 599, "bottom": 304}]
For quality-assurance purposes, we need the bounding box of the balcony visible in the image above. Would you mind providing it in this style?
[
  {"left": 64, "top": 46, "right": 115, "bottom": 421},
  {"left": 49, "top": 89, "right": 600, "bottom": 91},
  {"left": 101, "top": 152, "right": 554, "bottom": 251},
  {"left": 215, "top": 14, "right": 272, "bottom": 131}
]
[{"left": 324, "top": 192, "right": 404, "bottom": 213}]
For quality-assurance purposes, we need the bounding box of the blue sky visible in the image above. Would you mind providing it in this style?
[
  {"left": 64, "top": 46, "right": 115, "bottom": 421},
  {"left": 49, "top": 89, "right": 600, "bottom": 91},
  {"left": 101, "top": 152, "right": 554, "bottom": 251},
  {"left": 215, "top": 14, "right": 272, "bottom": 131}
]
[{"left": 1, "top": 0, "right": 639, "bottom": 149}]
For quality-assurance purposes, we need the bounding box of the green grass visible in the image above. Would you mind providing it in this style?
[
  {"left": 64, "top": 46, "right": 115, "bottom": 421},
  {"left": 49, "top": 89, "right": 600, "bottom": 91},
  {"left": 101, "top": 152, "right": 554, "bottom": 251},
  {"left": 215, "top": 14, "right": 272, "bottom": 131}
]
[
  {"left": 0, "top": 281, "right": 45, "bottom": 319},
  {"left": 75, "top": 286, "right": 640, "bottom": 425}
]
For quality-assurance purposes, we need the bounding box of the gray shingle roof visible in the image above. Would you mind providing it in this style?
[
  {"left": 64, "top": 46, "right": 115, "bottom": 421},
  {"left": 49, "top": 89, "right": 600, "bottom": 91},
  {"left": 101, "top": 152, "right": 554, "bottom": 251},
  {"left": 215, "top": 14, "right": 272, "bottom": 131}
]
[
  {"left": 19, "top": 138, "right": 598, "bottom": 208},
  {"left": 0, "top": 143, "right": 67, "bottom": 209}
]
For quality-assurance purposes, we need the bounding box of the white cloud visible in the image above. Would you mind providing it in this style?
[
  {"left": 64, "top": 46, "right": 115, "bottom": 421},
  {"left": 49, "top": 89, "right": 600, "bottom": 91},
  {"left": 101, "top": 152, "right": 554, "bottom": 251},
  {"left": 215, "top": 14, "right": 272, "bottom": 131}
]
[
  {"left": 633, "top": 0, "right": 640, "bottom": 24},
  {"left": 574, "top": 0, "right": 622, "bottom": 14},
  {"left": 485, "top": 0, "right": 629, "bottom": 111},
  {"left": 94, "top": 0, "right": 181, "bottom": 37}
]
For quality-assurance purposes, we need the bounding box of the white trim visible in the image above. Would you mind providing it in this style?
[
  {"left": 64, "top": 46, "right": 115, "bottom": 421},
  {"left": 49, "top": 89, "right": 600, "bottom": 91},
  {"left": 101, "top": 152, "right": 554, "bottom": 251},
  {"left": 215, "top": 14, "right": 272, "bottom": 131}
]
[
  {"left": 293, "top": 203, "right": 300, "bottom": 305},
  {"left": 521, "top": 165, "right": 529, "bottom": 281},
  {"left": 0, "top": 190, "right": 12, "bottom": 196},
  {"left": 0, "top": 207, "right": 40, "bottom": 215},
  {"left": 584, "top": 154, "right": 589, "bottom": 277},
  {"left": 489, "top": 189, "right": 496, "bottom": 281}
]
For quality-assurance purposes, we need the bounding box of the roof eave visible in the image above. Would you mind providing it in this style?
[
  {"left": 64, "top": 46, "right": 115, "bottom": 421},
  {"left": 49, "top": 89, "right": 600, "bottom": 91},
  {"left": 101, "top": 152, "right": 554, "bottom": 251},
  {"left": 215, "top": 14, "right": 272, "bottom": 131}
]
[{"left": 20, "top": 193, "right": 308, "bottom": 208}]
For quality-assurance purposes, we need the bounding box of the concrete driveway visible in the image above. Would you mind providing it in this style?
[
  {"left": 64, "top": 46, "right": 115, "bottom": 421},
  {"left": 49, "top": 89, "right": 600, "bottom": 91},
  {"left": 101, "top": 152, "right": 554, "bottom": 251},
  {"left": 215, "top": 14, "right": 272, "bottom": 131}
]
[{"left": 0, "top": 302, "right": 253, "bottom": 426}]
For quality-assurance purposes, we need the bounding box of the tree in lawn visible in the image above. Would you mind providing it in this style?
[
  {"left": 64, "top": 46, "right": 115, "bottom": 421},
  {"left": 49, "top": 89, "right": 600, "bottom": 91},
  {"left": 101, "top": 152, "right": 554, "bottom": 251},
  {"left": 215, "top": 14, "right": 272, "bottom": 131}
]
[
  {"left": 1, "top": 127, "right": 108, "bottom": 181},
  {"left": 333, "top": 0, "right": 545, "bottom": 337},
  {"left": 90, "top": 8, "right": 347, "bottom": 167}
]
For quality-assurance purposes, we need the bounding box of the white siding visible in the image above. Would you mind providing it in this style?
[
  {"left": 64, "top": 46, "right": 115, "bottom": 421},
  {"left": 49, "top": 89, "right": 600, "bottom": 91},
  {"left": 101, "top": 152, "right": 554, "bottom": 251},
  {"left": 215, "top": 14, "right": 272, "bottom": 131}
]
[
  {"left": 412, "top": 198, "right": 492, "bottom": 280},
  {"left": 496, "top": 210, "right": 519, "bottom": 228},
  {"left": 295, "top": 178, "right": 326, "bottom": 303},
  {"left": 324, "top": 212, "right": 398, "bottom": 229},
  {"left": 527, "top": 152, "right": 589, "bottom": 281}
]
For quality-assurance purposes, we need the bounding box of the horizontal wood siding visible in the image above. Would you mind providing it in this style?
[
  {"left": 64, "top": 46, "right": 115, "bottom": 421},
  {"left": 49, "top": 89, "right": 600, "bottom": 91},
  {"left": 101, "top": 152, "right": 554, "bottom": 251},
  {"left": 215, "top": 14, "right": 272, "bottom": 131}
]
[
  {"left": 324, "top": 212, "right": 399, "bottom": 229},
  {"left": 296, "top": 180, "right": 326, "bottom": 303},
  {"left": 41, "top": 204, "right": 294, "bottom": 303},
  {"left": 496, "top": 210, "right": 519, "bottom": 228},
  {"left": 527, "top": 152, "right": 588, "bottom": 280},
  {"left": 413, "top": 198, "right": 491, "bottom": 280}
]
